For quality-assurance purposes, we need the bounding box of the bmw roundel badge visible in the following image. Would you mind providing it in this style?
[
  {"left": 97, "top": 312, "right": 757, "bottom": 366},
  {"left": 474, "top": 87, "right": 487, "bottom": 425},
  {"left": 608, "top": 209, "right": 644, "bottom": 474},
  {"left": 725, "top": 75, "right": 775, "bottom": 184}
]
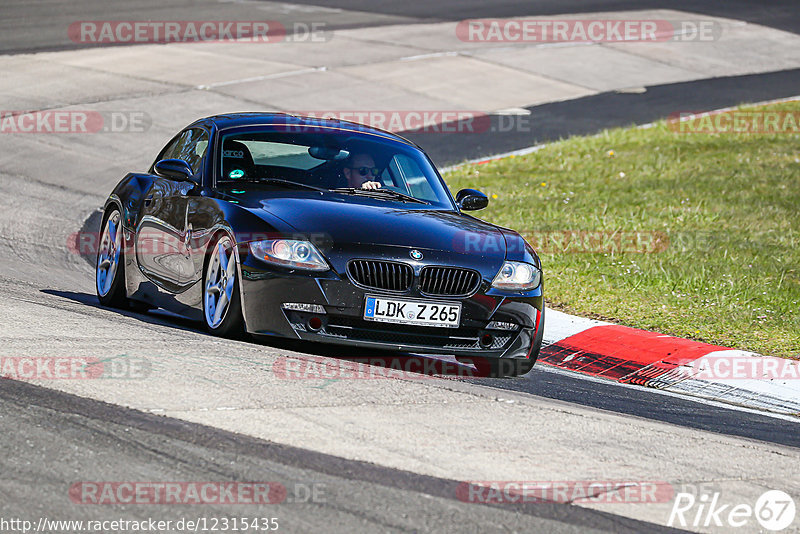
[{"left": 410, "top": 249, "right": 423, "bottom": 260}]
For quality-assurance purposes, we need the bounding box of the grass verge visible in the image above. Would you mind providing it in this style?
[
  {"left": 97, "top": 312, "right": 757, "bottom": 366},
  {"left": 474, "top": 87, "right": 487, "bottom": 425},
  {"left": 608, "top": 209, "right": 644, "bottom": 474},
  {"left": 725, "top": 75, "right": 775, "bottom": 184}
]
[{"left": 445, "top": 101, "right": 800, "bottom": 358}]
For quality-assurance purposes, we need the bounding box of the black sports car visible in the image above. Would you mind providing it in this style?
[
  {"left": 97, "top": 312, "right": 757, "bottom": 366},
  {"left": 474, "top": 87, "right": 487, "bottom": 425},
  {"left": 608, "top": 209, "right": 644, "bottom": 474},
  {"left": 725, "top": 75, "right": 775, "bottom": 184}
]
[{"left": 96, "top": 113, "right": 544, "bottom": 376}]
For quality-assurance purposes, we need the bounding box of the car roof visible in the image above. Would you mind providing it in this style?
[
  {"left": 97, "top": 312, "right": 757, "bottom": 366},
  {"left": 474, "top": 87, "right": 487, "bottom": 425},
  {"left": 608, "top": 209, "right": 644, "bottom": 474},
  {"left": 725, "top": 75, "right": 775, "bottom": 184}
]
[{"left": 187, "top": 112, "right": 419, "bottom": 148}]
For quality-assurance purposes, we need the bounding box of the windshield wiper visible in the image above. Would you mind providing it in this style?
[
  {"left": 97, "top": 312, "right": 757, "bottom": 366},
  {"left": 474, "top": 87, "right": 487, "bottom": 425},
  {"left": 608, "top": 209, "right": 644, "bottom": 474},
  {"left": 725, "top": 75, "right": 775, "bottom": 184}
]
[{"left": 331, "top": 187, "right": 429, "bottom": 204}]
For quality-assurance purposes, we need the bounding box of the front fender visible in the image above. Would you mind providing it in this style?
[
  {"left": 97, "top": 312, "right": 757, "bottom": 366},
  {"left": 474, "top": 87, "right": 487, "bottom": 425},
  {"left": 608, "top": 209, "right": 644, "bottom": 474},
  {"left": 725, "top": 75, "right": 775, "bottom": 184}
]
[
  {"left": 105, "top": 173, "right": 157, "bottom": 230},
  {"left": 499, "top": 227, "right": 541, "bottom": 268}
]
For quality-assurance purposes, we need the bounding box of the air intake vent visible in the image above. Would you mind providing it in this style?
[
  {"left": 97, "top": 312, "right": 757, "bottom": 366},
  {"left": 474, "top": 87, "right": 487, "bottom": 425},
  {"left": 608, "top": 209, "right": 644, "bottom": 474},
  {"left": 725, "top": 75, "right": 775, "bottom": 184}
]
[
  {"left": 420, "top": 267, "right": 480, "bottom": 296},
  {"left": 348, "top": 260, "right": 413, "bottom": 291}
]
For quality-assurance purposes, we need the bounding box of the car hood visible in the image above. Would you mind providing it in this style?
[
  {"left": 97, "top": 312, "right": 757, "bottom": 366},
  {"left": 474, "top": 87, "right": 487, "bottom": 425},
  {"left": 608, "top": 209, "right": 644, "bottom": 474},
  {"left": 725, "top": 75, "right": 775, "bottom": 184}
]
[{"left": 239, "top": 192, "right": 508, "bottom": 260}]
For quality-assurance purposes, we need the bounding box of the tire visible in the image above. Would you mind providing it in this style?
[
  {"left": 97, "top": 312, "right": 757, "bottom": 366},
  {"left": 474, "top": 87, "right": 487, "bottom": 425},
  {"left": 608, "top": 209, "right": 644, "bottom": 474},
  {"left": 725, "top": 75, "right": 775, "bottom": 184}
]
[
  {"left": 202, "top": 233, "right": 246, "bottom": 338},
  {"left": 96, "top": 208, "right": 129, "bottom": 308}
]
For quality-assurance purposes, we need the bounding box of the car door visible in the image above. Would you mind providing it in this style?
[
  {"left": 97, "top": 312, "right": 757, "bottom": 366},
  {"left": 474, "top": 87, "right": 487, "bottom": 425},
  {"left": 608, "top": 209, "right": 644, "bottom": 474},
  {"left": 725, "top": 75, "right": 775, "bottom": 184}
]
[{"left": 136, "top": 128, "right": 208, "bottom": 292}]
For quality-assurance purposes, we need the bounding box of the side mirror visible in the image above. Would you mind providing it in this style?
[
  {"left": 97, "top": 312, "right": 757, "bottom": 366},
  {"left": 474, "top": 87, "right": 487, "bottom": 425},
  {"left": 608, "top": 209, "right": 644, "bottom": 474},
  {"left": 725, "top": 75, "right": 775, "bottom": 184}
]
[
  {"left": 154, "top": 159, "right": 196, "bottom": 183},
  {"left": 456, "top": 189, "right": 488, "bottom": 211}
]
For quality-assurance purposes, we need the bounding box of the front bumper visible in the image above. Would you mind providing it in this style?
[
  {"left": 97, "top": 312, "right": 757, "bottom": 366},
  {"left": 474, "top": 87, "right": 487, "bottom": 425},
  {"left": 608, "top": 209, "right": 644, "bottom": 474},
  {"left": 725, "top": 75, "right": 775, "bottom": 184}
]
[{"left": 238, "top": 252, "right": 543, "bottom": 359}]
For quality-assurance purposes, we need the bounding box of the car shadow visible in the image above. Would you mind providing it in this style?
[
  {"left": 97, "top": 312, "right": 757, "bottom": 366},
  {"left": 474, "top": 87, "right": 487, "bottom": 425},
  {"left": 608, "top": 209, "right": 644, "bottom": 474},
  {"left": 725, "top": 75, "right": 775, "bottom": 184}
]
[
  {"left": 41, "top": 289, "right": 205, "bottom": 334},
  {"left": 41, "top": 289, "right": 493, "bottom": 378}
]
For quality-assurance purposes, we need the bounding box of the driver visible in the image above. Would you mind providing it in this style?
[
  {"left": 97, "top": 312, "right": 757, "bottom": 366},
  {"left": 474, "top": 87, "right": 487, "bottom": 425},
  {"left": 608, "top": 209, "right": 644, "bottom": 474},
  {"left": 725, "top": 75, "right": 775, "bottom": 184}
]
[{"left": 343, "top": 153, "right": 382, "bottom": 190}]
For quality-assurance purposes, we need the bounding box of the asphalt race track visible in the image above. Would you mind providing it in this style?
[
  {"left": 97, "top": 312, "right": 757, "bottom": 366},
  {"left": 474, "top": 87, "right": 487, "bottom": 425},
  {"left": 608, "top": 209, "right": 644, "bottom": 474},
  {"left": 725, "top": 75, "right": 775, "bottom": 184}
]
[
  {"left": 1, "top": 378, "right": 686, "bottom": 534},
  {"left": 1, "top": 1, "right": 799, "bottom": 533},
  {"left": 3, "top": 0, "right": 800, "bottom": 54}
]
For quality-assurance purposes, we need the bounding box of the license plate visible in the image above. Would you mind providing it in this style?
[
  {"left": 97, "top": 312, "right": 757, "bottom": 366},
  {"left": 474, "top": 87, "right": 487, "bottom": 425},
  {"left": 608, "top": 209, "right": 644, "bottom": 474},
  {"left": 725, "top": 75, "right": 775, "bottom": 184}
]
[{"left": 363, "top": 296, "right": 461, "bottom": 328}]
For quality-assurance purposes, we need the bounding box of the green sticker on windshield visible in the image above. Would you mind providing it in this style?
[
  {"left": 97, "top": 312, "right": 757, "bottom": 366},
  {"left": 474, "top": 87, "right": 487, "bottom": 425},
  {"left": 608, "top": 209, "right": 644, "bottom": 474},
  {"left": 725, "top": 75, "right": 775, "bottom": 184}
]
[{"left": 229, "top": 169, "right": 245, "bottom": 179}]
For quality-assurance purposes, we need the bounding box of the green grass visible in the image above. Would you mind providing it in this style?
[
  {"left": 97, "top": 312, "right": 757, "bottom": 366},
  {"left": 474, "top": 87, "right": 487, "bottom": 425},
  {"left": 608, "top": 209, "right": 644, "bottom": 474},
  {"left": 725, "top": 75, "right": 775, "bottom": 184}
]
[{"left": 445, "top": 101, "right": 800, "bottom": 359}]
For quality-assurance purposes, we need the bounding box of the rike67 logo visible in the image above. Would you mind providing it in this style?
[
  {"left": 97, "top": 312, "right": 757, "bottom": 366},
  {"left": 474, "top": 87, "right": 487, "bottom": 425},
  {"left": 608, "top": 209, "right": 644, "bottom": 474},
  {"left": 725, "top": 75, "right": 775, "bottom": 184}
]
[{"left": 669, "top": 488, "right": 796, "bottom": 531}]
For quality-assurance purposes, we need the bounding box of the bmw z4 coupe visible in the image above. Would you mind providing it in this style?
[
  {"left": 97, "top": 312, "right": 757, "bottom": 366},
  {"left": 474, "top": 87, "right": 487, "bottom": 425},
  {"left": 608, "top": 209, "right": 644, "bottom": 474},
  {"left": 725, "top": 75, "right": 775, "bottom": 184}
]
[{"left": 96, "top": 113, "right": 544, "bottom": 376}]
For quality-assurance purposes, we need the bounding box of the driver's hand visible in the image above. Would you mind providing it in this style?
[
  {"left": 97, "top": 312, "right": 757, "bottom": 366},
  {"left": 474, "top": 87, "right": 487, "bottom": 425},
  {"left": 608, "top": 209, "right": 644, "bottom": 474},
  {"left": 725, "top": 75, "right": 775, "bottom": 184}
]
[{"left": 361, "top": 181, "right": 382, "bottom": 190}]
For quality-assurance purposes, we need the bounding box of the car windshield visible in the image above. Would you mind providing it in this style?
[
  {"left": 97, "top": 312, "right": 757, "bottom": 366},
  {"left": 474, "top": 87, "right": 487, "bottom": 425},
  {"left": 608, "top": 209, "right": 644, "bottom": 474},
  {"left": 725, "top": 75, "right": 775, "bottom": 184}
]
[{"left": 217, "top": 128, "right": 454, "bottom": 208}]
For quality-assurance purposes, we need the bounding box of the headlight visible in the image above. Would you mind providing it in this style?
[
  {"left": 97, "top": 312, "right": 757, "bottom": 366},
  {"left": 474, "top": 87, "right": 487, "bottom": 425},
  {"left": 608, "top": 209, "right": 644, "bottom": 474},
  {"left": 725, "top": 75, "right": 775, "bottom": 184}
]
[
  {"left": 248, "top": 239, "right": 329, "bottom": 271},
  {"left": 491, "top": 261, "right": 541, "bottom": 291}
]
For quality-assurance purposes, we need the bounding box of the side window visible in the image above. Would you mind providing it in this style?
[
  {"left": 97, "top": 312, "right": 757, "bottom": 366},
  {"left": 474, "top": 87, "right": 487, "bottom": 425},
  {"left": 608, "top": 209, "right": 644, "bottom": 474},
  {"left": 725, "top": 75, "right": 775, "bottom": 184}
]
[
  {"left": 176, "top": 129, "right": 208, "bottom": 174},
  {"left": 389, "top": 154, "right": 436, "bottom": 201},
  {"left": 156, "top": 128, "right": 209, "bottom": 175},
  {"left": 158, "top": 135, "right": 183, "bottom": 162},
  {"left": 378, "top": 166, "right": 395, "bottom": 189}
]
